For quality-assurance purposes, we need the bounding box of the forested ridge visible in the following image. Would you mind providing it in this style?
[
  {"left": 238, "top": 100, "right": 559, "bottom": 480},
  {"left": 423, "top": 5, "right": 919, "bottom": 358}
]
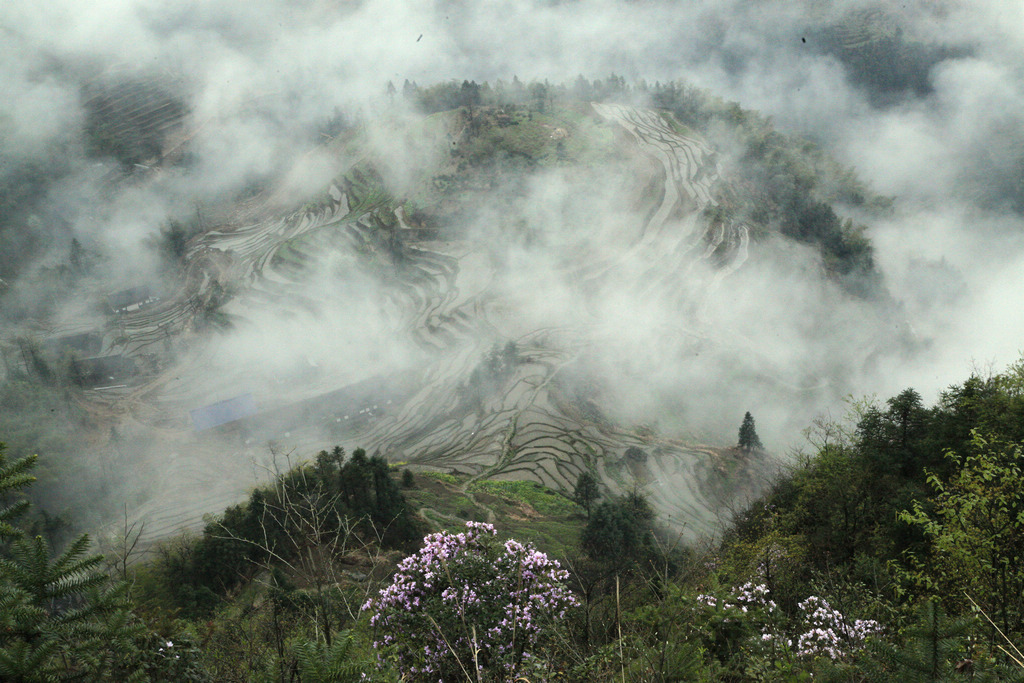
[
  {"left": 396, "top": 75, "right": 886, "bottom": 297},
  {"left": 4, "top": 358, "right": 1024, "bottom": 680}
]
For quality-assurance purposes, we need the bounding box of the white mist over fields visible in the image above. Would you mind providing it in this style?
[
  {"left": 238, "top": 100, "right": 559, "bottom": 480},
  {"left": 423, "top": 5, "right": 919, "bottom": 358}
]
[{"left": 3, "top": 0, "right": 1024, "bottom": 541}]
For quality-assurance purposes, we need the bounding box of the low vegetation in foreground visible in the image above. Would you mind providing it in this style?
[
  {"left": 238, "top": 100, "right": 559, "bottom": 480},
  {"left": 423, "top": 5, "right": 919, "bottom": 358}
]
[{"left": 5, "top": 358, "right": 1024, "bottom": 680}]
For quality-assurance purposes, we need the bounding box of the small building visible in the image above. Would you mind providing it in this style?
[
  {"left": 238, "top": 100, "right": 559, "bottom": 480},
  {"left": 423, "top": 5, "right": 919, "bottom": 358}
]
[
  {"left": 190, "top": 393, "right": 258, "bottom": 432},
  {"left": 106, "top": 286, "right": 158, "bottom": 314},
  {"left": 71, "top": 355, "right": 136, "bottom": 388}
]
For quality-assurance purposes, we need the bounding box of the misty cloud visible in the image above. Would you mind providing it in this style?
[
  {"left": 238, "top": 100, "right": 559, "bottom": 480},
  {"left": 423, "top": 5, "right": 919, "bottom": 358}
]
[{"left": 5, "top": 0, "right": 1024, "bottom": 542}]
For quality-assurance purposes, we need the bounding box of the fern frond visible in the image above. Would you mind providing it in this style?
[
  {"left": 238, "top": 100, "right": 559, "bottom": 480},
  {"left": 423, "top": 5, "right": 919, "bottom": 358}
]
[{"left": 293, "top": 632, "right": 371, "bottom": 683}]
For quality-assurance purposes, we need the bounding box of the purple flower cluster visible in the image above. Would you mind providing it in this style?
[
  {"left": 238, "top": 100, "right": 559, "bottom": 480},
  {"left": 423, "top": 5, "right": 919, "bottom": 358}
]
[
  {"left": 795, "top": 596, "right": 882, "bottom": 660},
  {"left": 363, "top": 522, "right": 577, "bottom": 682}
]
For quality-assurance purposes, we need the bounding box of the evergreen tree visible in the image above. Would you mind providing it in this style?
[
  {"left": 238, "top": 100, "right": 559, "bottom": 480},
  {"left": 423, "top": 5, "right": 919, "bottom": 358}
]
[
  {"left": 400, "top": 469, "right": 415, "bottom": 488},
  {"left": 573, "top": 471, "right": 600, "bottom": 519},
  {"left": 738, "top": 411, "right": 763, "bottom": 451},
  {"left": 580, "top": 491, "right": 655, "bottom": 569},
  {"left": 851, "top": 601, "right": 1024, "bottom": 682},
  {"left": 0, "top": 443, "right": 156, "bottom": 682}
]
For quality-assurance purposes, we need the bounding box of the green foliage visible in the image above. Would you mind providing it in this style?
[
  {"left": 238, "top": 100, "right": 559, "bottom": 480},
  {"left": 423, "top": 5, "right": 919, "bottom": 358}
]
[
  {"left": 577, "top": 582, "right": 710, "bottom": 683},
  {"left": 581, "top": 491, "right": 655, "bottom": 570},
  {"left": 400, "top": 469, "right": 415, "bottom": 488},
  {"left": 844, "top": 601, "right": 1024, "bottom": 683},
  {"left": 135, "top": 632, "right": 211, "bottom": 683},
  {"left": 0, "top": 442, "right": 183, "bottom": 682},
  {"left": 602, "top": 580, "right": 802, "bottom": 683},
  {"left": 738, "top": 412, "right": 764, "bottom": 452},
  {"left": 150, "top": 445, "right": 421, "bottom": 618},
  {"left": 573, "top": 471, "right": 601, "bottom": 518},
  {"left": 715, "top": 358, "right": 1024, "bottom": 681},
  {"left": 470, "top": 478, "right": 577, "bottom": 517},
  {"left": 856, "top": 388, "right": 934, "bottom": 479},
  {"left": 623, "top": 637, "right": 705, "bottom": 683},
  {"left": 292, "top": 632, "right": 376, "bottom": 683},
  {"left": 868, "top": 601, "right": 970, "bottom": 681},
  {"left": 650, "top": 81, "right": 884, "bottom": 296},
  {"left": 726, "top": 389, "right": 945, "bottom": 597},
  {"left": 898, "top": 430, "right": 1024, "bottom": 639},
  {"left": 2, "top": 533, "right": 105, "bottom": 607},
  {"left": 418, "top": 471, "right": 461, "bottom": 485},
  {"left": 0, "top": 452, "right": 36, "bottom": 538}
]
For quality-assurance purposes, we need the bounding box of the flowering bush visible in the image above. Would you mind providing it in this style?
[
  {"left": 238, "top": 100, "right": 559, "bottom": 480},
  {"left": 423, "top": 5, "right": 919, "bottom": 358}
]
[
  {"left": 795, "top": 596, "right": 882, "bottom": 660},
  {"left": 694, "top": 583, "right": 882, "bottom": 672},
  {"left": 363, "top": 521, "right": 577, "bottom": 682},
  {"left": 695, "top": 581, "right": 787, "bottom": 667}
]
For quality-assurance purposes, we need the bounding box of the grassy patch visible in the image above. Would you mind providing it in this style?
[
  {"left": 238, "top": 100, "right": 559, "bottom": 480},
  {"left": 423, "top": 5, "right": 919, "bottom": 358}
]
[
  {"left": 402, "top": 472, "right": 585, "bottom": 557},
  {"left": 418, "top": 471, "right": 463, "bottom": 485},
  {"left": 468, "top": 479, "right": 584, "bottom": 556},
  {"left": 498, "top": 517, "right": 582, "bottom": 558},
  {"left": 469, "top": 479, "right": 576, "bottom": 517}
]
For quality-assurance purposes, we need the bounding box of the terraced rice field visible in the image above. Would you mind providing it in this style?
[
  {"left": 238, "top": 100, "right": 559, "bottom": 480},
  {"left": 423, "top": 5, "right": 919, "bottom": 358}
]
[{"left": 78, "top": 105, "right": 757, "bottom": 547}]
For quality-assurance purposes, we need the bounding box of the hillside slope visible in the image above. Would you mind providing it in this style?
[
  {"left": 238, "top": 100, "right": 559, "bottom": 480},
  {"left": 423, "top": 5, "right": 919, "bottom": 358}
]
[{"left": 3, "top": 96, "right": 893, "bottom": 546}]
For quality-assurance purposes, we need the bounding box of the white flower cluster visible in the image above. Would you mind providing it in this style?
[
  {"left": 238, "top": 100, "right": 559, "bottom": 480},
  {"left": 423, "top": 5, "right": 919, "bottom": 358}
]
[
  {"left": 796, "top": 596, "right": 882, "bottom": 660},
  {"left": 695, "top": 583, "right": 882, "bottom": 661},
  {"left": 157, "top": 640, "right": 180, "bottom": 660}
]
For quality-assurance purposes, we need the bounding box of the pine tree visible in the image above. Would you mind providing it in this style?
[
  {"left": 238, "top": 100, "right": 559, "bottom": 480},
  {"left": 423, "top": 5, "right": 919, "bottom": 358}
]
[
  {"left": 580, "top": 491, "right": 655, "bottom": 568},
  {"left": 573, "top": 471, "right": 600, "bottom": 518},
  {"left": 738, "top": 412, "right": 763, "bottom": 451},
  {"left": 0, "top": 443, "right": 152, "bottom": 682},
  {"left": 400, "top": 469, "right": 415, "bottom": 488},
  {"left": 852, "top": 601, "right": 1024, "bottom": 682}
]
